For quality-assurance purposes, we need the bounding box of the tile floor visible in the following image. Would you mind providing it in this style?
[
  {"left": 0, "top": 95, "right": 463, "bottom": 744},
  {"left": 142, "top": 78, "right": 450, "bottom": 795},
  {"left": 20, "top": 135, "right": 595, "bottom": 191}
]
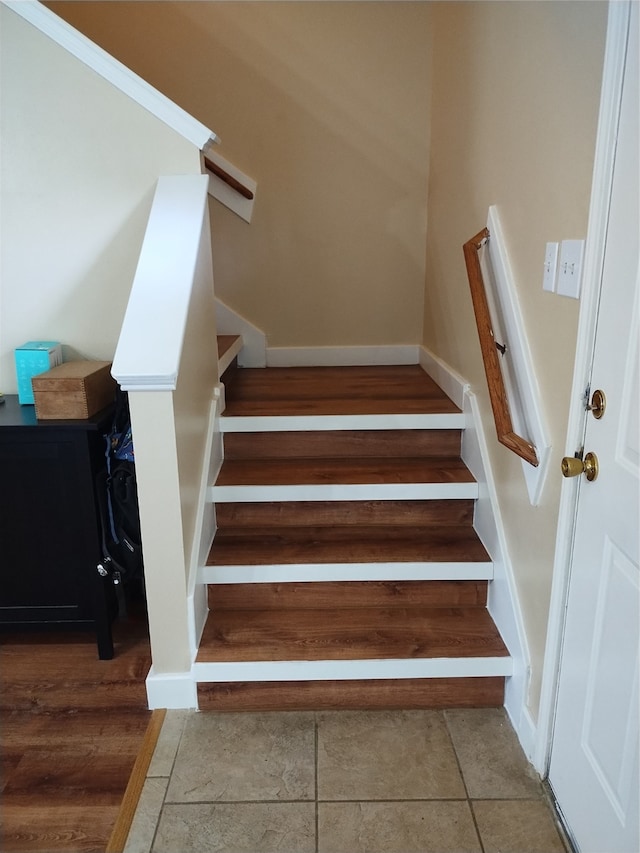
[{"left": 123, "top": 708, "right": 571, "bottom": 853}]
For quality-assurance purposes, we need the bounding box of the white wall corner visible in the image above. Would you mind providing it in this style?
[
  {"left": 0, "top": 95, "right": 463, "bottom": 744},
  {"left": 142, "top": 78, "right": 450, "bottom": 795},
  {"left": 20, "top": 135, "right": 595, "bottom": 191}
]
[
  {"left": 203, "top": 146, "right": 257, "bottom": 224},
  {"left": 266, "top": 346, "right": 420, "bottom": 368},
  {"left": 214, "top": 298, "right": 266, "bottom": 367},
  {"left": 146, "top": 667, "right": 198, "bottom": 710}
]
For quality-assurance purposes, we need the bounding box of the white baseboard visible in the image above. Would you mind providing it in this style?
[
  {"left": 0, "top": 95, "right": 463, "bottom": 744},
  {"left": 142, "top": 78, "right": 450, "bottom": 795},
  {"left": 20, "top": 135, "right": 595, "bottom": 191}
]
[
  {"left": 462, "top": 390, "right": 532, "bottom": 754},
  {"left": 146, "top": 667, "right": 198, "bottom": 709},
  {"left": 420, "top": 346, "right": 533, "bottom": 756},
  {"left": 266, "top": 345, "right": 419, "bottom": 367},
  {"left": 419, "top": 347, "right": 469, "bottom": 410}
]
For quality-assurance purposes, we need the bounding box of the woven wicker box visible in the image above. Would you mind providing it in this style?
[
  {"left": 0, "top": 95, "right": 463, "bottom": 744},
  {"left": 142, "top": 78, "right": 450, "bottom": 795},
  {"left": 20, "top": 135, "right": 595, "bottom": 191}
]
[{"left": 32, "top": 360, "right": 116, "bottom": 420}]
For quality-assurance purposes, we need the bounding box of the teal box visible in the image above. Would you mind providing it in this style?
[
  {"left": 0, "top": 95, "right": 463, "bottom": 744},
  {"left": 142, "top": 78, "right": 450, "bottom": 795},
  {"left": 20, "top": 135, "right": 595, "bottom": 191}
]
[{"left": 15, "top": 341, "right": 63, "bottom": 404}]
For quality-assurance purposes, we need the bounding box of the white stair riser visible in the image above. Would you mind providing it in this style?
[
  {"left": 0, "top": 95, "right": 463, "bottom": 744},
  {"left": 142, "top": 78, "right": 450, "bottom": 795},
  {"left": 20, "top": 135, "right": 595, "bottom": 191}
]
[
  {"left": 208, "top": 483, "right": 479, "bottom": 503},
  {"left": 221, "top": 413, "right": 466, "bottom": 433},
  {"left": 200, "top": 562, "right": 493, "bottom": 585},
  {"left": 192, "top": 657, "right": 513, "bottom": 683}
]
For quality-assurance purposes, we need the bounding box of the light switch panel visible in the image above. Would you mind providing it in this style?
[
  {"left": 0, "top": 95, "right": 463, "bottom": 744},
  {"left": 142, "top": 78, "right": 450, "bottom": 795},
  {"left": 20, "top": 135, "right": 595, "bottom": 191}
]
[{"left": 557, "top": 239, "right": 585, "bottom": 299}]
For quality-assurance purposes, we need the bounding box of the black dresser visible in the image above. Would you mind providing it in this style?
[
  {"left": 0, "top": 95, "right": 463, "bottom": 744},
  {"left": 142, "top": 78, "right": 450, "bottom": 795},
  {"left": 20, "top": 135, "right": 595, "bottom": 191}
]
[{"left": 0, "top": 396, "right": 116, "bottom": 658}]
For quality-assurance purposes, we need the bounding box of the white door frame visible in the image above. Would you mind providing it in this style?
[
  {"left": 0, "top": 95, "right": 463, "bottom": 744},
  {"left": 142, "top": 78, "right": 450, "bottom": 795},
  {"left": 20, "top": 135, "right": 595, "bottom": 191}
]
[{"left": 533, "top": 0, "right": 633, "bottom": 775}]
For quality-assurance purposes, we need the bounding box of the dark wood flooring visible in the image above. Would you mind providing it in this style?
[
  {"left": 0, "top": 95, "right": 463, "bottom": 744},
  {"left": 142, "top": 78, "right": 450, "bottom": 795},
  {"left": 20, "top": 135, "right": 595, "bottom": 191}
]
[
  {"left": 222, "top": 365, "right": 461, "bottom": 416},
  {"left": 0, "top": 600, "right": 151, "bottom": 853}
]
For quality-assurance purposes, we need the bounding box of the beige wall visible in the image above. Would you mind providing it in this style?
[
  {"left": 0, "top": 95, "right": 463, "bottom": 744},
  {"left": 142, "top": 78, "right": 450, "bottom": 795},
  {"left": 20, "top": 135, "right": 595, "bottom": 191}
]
[
  {"left": 0, "top": 5, "right": 202, "bottom": 392},
  {"left": 424, "top": 1, "right": 607, "bottom": 717},
  {"left": 47, "top": 1, "right": 433, "bottom": 347}
]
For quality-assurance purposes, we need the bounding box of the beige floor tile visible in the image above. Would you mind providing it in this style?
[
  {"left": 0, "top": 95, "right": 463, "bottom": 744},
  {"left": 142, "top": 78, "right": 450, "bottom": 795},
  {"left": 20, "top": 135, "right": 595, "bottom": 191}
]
[
  {"left": 445, "top": 709, "right": 541, "bottom": 798},
  {"left": 165, "top": 711, "right": 315, "bottom": 803},
  {"left": 124, "top": 777, "right": 169, "bottom": 853},
  {"left": 147, "top": 710, "right": 189, "bottom": 778},
  {"left": 152, "top": 802, "right": 316, "bottom": 853},
  {"left": 317, "top": 710, "right": 466, "bottom": 801},
  {"left": 318, "top": 801, "right": 482, "bottom": 853},
  {"left": 472, "top": 799, "right": 567, "bottom": 853}
]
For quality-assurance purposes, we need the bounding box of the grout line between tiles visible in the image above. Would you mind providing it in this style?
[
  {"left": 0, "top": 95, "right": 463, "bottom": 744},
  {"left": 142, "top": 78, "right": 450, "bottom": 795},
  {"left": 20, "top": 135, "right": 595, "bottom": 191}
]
[
  {"left": 442, "top": 710, "right": 486, "bottom": 853},
  {"left": 314, "top": 715, "right": 319, "bottom": 853},
  {"left": 147, "top": 710, "right": 188, "bottom": 853}
]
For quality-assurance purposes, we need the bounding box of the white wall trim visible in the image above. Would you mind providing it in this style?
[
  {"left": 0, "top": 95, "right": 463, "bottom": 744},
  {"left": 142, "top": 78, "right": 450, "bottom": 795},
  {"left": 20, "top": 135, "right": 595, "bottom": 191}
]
[
  {"left": 146, "top": 667, "right": 198, "bottom": 710},
  {"left": 201, "top": 561, "right": 493, "bottom": 585},
  {"left": 463, "top": 390, "right": 532, "bottom": 757},
  {"left": 420, "top": 347, "right": 532, "bottom": 758},
  {"left": 192, "top": 657, "right": 513, "bottom": 684},
  {"left": 2, "top": 0, "right": 216, "bottom": 150},
  {"left": 483, "top": 207, "right": 552, "bottom": 506},
  {"left": 266, "top": 345, "right": 420, "bottom": 367},
  {"left": 203, "top": 145, "right": 257, "bottom": 224},
  {"left": 419, "top": 347, "right": 469, "bottom": 411},
  {"left": 214, "top": 298, "right": 266, "bottom": 368},
  {"left": 534, "top": 0, "right": 632, "bottom": 776},
  {"left": 112, "top": 175, "right": 210, "bottom": 391}
]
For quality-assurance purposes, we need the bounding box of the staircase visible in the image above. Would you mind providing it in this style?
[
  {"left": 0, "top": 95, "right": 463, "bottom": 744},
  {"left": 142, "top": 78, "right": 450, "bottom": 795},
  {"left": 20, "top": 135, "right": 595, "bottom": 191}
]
[{"left": 194, "top": 356, "right": 511, "bottom": 711}]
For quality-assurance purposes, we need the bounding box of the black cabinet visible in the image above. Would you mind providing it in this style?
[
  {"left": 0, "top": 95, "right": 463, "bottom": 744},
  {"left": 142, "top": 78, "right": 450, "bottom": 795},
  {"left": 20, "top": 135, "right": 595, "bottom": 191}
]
[{"left": 0, "top": 396, "right": 116, "bottom": 658}]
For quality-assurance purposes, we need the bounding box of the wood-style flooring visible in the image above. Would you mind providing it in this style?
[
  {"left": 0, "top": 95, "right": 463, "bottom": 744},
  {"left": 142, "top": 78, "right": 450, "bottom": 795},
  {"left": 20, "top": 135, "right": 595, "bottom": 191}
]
[
  {"left": 0, "top": 601, "right": 151, "bottom": 853},
  {"left": 199, "top": 363, "right": 507, "bottom": 712},
  {"left": 222, "top": 364, "right": 461, "bottom": 416}
]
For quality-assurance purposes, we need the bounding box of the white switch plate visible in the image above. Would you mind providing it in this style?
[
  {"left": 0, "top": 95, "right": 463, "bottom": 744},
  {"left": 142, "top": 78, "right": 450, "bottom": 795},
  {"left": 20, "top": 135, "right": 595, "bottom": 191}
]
[
  {"left": 557, "top": 239, "right": 585, "bottom": 299},
  {"left": 543, "top": 242, "right": 559, "bottom": 292}
]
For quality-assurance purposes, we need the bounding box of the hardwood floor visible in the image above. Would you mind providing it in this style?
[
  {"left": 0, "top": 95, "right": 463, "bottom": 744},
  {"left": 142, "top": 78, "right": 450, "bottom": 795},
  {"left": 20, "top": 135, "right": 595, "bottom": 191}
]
[{"left": 0, "top": 599, "right": 151, "bottom": 853}]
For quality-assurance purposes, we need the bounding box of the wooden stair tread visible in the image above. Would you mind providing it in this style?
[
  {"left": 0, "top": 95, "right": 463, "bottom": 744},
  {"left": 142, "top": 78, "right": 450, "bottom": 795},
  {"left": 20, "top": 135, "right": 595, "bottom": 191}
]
[
  {"left": 208, "top": 525, "right": 490, "bottom": 565},
  {"left": 197, "top": 606, "right": 509, "bottom": 663},
  {"left": 222, "top": 365, "right": 460, "bottom": 417},
  {"left": 215, "top": 457, "right": 475, "bottom": 487},
  {"left": 217, "top": 335, "right": 241, "bottom": 360}
]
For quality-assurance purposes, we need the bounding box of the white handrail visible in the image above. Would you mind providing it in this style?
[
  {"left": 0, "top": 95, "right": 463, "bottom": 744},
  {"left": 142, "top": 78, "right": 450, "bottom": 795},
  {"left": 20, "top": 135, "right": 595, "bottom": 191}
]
[{"left": 112, "top": 175, "right": 211, "bottom": 390}]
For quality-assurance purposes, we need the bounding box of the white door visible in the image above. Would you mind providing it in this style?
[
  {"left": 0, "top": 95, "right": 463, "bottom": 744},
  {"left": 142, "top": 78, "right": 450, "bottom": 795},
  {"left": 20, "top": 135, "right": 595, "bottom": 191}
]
[{"left": 548, "top": 5, "right": 639, "bottom": 852}]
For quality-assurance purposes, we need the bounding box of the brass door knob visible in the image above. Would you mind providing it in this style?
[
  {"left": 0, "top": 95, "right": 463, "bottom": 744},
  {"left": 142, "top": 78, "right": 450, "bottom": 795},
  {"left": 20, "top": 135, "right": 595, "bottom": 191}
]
[{"left": 561, "top": 452, "right": 599, "bottom": 481}]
